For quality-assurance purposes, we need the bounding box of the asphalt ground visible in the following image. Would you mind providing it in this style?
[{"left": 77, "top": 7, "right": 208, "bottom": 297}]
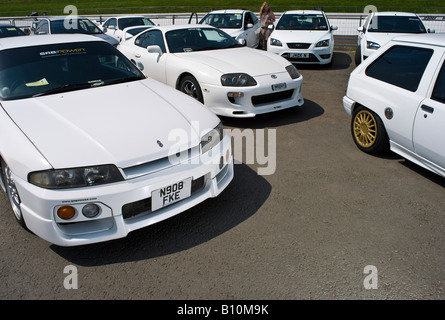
[{"left": 0, "top": 48, "right": 444, "bottom": 302}]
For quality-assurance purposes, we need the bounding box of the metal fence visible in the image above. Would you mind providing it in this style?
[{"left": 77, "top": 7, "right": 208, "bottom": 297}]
[{"left": 2, "top": 12, "right": 444, "bottom": 46}]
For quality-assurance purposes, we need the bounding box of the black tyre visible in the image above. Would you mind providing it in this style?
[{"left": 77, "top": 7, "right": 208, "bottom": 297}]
[
  {"left": 179, "top": 75, "right": 204, "bottom": 104},
  {"left": 355, "top": 46, "right": 362, "bottom": 66},
  {"left": 351, "top": 106, "right": 389, "bottom": 154},
  {"left": 1, "top": 159, "right": 26, "bottom": 228}
]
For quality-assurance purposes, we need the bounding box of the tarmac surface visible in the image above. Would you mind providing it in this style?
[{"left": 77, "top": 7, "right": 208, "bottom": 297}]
[{"left": 0, "top": 48, "right": 444, "bottom": 301}]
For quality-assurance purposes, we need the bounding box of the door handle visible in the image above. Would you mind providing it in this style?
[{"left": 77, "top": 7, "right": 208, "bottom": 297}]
[{"left": 421, "top": 105, "right": 434, "bottom": 114}]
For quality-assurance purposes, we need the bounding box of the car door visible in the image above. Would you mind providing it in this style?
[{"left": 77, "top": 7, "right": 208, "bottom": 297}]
[
  {"left": 244, "top": 12, "right": 260, "bottom": 47},
  {"left": 362, "top": 44, "right": 435, "bottom": 151},
  {"left": 132, "top": 29, "right": 168, "bottom": 83},
  {"left": 413, "top": 52, "right": 445, "bottom": 170}
]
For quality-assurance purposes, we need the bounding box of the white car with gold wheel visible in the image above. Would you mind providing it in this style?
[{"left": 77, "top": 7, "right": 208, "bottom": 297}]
[
  {"left": 343, "top": 33, "right": 445, "bottom": 177},
  {"left": 118, "top": 24, "right": 304, "bottom": 118},
  {"left": 0, "top": 34, "right": 233, "bottom": 246}
]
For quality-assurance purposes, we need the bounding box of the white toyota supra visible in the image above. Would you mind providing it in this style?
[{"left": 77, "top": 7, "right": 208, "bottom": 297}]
[
  {"left": 118, "top": 24, "right": 304, "bottom": 118},
  {"left": 0, "top": 34, "right": 234, "bottom": 246}
]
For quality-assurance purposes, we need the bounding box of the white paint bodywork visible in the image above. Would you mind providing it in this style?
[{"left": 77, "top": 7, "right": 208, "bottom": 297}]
[
  {"left": 118, "top": 24, "right": 304, "bottom": 118},
  {"left": 0, "top": 34, "right": 234, "bottom": 246},
  {"left": 267, "top": 10, "right": 336, "bottom": 65},
  {"left": 356, "top": 12, "right": 430, "bottom": 63},
  {"left": 343, "top": 33, "right": 445, "bottom": 177}
]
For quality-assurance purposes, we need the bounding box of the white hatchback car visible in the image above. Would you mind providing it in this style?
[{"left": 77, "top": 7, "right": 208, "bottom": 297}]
[
  {"left": 118, "top": 25, "right": 304, "bottom": 118},
  {"left": 199, "top": 9, "right": 260, "bottom": 48},
  {"left": 267, "top": 10, "right": 337, "bottom": 65},
  {"left": 355, "top": 11, "right": 431, "bottom": 65},
  {"left": 0, "top": 34, "right": 234, "bottom": 246},
  {"left": 343, "top": 34, "right": 445, "bottom": 177}
]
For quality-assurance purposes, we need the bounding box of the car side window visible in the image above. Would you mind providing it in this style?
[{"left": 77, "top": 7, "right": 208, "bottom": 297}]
[
  {"left": 365, "top": 45, "right": 433, "bottom": 92},
  {"left": 135, "top": 30, "right": 166, "bottom": 52},
  {"left": 432, "top": 61, "right": 445, "bottom": 104},
  {"left": 36, "top": 20, "right": 49, "bottom": 34},
  {"left": 104, "top": 18, "right": 116, "bottom": 29}
]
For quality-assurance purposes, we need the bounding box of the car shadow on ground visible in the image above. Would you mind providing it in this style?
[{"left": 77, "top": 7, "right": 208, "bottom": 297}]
[
  {"left": 221, "top": 98, "right": 324, "bottom": 129},
  {"left": 50, "top": 163, "right": 271, "bottom": 266}
]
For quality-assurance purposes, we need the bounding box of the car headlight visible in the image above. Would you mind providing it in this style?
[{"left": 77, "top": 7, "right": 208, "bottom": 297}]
[
  {"left": 270, "top": 38, "right": 282, "bottom": 46},
  {"left": 28, "top": 165, "right": 124, "bottom": 189},
  {"left": 201, "top": 122, "right": 223, "bottom": 154},
  {"left": 285, "top": 65, "right": 301, "bottom": 79},
  {"left": 221, "top": 73, "right": 257, "bottom": 87},
  {"left": 366, "top": 41, "right": 380, "bottom": 50},
  {"left": 316, "top": 39, "right": 330, "bottom": 47}
]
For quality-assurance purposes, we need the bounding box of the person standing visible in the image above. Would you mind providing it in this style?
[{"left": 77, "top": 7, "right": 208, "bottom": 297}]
[{"left": 259, "top": 2, "right": 275, "bottom": 50}]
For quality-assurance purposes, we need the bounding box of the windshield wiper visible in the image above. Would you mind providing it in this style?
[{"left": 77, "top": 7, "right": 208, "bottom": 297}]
[
  {"left": 105, "top": 75, "right": 145, "bottom": 86},
  {"left": 32, "top": 83, "right": 93, "bottom": 97}
]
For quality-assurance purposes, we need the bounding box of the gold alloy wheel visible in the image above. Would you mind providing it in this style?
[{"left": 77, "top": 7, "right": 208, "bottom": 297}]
[{"left": 353, "top": 110, "right": 377, "bottom": 148}]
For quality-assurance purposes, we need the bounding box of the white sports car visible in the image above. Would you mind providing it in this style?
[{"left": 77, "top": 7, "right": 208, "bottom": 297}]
[
  {"left": 199, "top": 9, "right": 260, "bottom": 48},
  {"left": 344, "top": 34, "right": 445, "bottom": 177},
  {"left": 0, "top": 34, "right": 234, "bottom": 246},
  {"left": 267, "top": 10, "right": 337, "bottom": 65},
  {"left": 118, "top": 24, "right": 304, "bottom": 118}
]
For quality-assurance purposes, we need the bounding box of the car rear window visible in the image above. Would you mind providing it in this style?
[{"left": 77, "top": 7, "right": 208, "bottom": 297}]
[{"left": 365, "top": 45, "right": 433, "bottom": 92}]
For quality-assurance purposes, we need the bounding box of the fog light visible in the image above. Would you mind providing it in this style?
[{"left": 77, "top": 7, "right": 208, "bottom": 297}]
[
  {"left": 57, "top": 206, "right": 76, "bottom": 220},
  {"left": 227, "top": 92, "right": 244, "bottom": 98},
  {"left": 82, "top": 204, "right": 100, "bottom": 218}
]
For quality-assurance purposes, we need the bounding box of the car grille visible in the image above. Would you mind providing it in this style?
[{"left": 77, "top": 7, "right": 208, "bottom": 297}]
[
  {"left": 251, "top": 89, "right": 294, "bottom": 106},
  {"left": 287, "top": 43, "right": 311, "bottom": 49},
  {"left": 122, "top": 176, "right": 206, "bottom": 220}
]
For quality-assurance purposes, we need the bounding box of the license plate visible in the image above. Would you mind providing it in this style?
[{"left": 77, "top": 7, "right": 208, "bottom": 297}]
[
  {"left": 290, "top": 53, "right": 309, "bottom": 58},
  {"left": 272, "top": 82, "right": 287, "bottom": 91},
  {"left": 151, "top": 178, "right": 192, "bottom": 212}
]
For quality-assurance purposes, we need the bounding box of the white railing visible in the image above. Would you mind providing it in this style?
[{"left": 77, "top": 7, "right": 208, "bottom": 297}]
[{"left": 2, "top": 12, "right": 444, "bottom": 40}]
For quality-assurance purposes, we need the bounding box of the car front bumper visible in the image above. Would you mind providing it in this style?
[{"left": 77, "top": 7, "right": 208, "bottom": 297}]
[
  {"left": 200, "top": 74, "right": 304, "bottom": 118},
  {"left": 14, "top": 136, "right": 234, "bottom": 247},
  {"left": 268, "top": 45, "right": 334, "bottom": 65}
]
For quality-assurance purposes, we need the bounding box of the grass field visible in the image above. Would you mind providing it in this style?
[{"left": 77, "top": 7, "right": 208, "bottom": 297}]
[{"left": 0, "top": 0, "right": 443, "bottom": 16}]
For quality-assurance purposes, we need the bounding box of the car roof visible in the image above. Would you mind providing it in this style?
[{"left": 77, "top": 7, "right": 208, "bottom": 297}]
[
  {"left": 207, "top": 9, "right": 249, "bottom": 14},
  {"left": 392, "top": 33, "right": 445, "bottom": 47},
  {"left": 282, "top": 10, "right": 325, "bottom": 15},
  {"left": 40, "top": 16, "right": 93, "bottom": 21},
  {"left": 149, "top": 24, "right": 217, "bottom": 32},
  {"left": 0, "top": 34, "right": 104, "bottom": 51},
  {"left": 372, "top": 11, "right": 419, "bottom": 16}
]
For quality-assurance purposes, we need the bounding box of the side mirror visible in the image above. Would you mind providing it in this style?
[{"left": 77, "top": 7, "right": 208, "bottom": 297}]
[
  {"left": 246, "top": 23, "right": 253, "bottom": 29},
  {"left": 108, "top": 25, "right": 116, "bottom": 30},
  {"left": 331, "top": 25, "right": 338, "bottom": 31},
  {"left": 147, "top": 45, "right": 163, "bottom": 56},
  {"left": 238, "top": 38, "right": 247, "bottom": 46},
  {"left": 357, "top": 26, "right": 364, "bottom": 32},
  {"left": 428, "top": 28, "right": 436, "bottom": 33}
]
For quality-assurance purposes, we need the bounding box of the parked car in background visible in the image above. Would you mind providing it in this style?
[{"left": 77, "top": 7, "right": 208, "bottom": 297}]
[
  {"left": 0, "top": 24, "right": 27, "bottom": 38},
  {"left": 355, "top": 11, "right": 432, "bottom": 65},
  {"left": 101, "top": 16, "right": 155, "bottom": 42},
  {"left": 0, "top": 34, "right": 234, "bottom": 246},
  {"left": 267, "top": 10, "right": 337, "bottom": 66},
  {"left": 118, "top": 24, "right": 304, "bottom": 118},
  {"left": 199, "top": 9, "right": 260, "bottom": 48},
  {"left": 343, "top": 34, "right": 445, "bottom": 177},
  {"left": 32, "top": 16, "right": 119, "bottom": 47}
]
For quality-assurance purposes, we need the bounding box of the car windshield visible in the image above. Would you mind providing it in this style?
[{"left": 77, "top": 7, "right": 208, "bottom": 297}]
[
  {"left": 368, "top": 16, "right": 427, "bottom": 33},
  {"left": 0, "top": 26, "right": 26, "bottom": 38},
  {"left": 118, "top": 17, "right": 155, "bottom": 30},
  {"left": 199, "top": 13, "right": 244, "bottom": 29},
  {"left": 166, "top": 27, "right": 242, "bottom": 53},
  {"left": 276, "top": 14, "right": 329, "bottom": 31},
  {"left": 0, "top": 41, "right": 145, "bottom": 101},
  {"left": 50, "top": 19, "right": 103, "bottom": 34}
]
